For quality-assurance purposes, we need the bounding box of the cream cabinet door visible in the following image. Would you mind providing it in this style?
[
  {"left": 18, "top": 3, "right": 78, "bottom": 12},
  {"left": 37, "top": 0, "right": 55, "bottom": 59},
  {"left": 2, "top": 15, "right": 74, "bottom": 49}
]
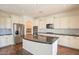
[
  {"left": 0, "top": 17, "right": 12, "bottom": 28},
  {"left": 59, "top": 18, "right": 69, "bottom": 28},
  {"left": 33, "top": 20, "right": 39, "bottom": 26},
  {"left": 58, "top": 35, "right": 69, "bottom": 46},
  {"left": 0, "top": 18, "right": 6, "bottom": 28},
  {"left": 12, "top": 16, "right": 20, "bottom": 23},
  {"left": 53, "top": 19, "right": 61, "bottom": 28},
  {"left": 68, "top": 36, "right": 79, "bottom": 49},
  {"left": 5, "top": 35, "right": 14, "bottom": 45},
  {"left": 38, "top": 20, "right": 45, "bottom": 29},
  {"left": 46, "top": 17, "right": 54, "bottom": 24},
  {"left": 60, "top": 16, "right": 79, "bottom": 29},
  {"left": 5, "top": 18, "right": 12, "bottom": 28},
  {"left": 41, "top": 21, "right": 46, "bottom": 29},
  {"left": 0, "top": 35, "right": 14, "bottom": 48},
  {"left": 68, "top": 17, "right": 79, "bottom": 28},
  {"left": 58, "top": 35, "right": 79, "bottom": 49},
  {"left": 0, "top": 36, "right": 7, "bottom": 48}
]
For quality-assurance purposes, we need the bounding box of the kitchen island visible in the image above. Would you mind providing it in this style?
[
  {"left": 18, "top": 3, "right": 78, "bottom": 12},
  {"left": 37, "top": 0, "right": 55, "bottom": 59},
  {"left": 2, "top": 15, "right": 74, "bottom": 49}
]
[{"left": 23, "top": 34, "right": 58, "bottom": 55}]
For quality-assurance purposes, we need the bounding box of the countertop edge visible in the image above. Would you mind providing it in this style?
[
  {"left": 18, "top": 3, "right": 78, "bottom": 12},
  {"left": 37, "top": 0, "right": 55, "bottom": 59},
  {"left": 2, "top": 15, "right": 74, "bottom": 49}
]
[
  {"left": 23, "top": 38, "right": 54, "bottom": 44},
  {"left": 38, "top": 32, "right": 79, "bottom": 37}
]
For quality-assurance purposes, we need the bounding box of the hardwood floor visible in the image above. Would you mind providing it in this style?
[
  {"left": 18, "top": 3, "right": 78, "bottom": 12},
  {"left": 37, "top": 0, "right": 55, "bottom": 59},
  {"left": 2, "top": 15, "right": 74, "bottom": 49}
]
[
  {"left": 0, "top": 43, "right": 32, "bottom": 55},
  {"left": 0, "top": 43, "right": 79, "bottom": 55},
  {"left": 58, "top": 45, "right": 79, "bottom": 55}
]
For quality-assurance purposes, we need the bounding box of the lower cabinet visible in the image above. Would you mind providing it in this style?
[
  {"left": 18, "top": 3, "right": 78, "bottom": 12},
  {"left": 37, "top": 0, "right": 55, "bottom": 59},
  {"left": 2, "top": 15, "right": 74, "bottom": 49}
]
[
  {"left": 38, "top": 33, "right": 79, "bottom": 50},
  {"left": 0, "top": 35, "right": 14, "bottom": 48},
  {"left": 58, "top": 35, "right": 79, "bottom": 50},
  {"left": 23, "top": 39, "right": 58, "bottom": 55},
  {"left": 67, "top": 36, "right": 79, "bottom": 49},
  {"left": 58, "top": 36, "right": 70, "bottom": 46}
]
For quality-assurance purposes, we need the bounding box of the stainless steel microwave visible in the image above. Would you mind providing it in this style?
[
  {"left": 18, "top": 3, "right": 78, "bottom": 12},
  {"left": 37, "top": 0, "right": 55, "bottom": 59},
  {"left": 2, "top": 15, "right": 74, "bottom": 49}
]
[{"left": 46, "top": 24, "right": 54, "bottom": 29}]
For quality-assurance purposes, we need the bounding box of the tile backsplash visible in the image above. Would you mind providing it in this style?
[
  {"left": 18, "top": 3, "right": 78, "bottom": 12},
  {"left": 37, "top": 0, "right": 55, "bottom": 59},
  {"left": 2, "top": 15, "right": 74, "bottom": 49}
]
[
  {"left": 0, "top": 28, "right": 12, "bottom": 35},
  {"left": 38, "top": 29, "right": 79, "bottom": 35}
]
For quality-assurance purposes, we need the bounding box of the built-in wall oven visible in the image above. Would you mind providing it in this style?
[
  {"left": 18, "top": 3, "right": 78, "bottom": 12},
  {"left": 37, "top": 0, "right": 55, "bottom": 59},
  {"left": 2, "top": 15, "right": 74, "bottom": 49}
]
[{"left": 33, "top": 26, "right": 38, "bottom": 36}]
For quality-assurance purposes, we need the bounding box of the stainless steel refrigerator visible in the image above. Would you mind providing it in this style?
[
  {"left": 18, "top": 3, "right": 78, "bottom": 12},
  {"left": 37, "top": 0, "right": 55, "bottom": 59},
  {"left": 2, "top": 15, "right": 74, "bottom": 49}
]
[{"left": 13, "top": 23, "right": 24, "bottom": 44}]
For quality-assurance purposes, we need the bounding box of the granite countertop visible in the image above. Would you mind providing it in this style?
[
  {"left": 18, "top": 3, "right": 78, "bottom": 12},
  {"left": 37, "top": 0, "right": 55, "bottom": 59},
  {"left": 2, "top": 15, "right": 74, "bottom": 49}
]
[
  {"left": 24, "top": 34, "right": 58, "bottom": 44},
  {"left": 38, "top": 32, "right": 79, "bottom": 37}
]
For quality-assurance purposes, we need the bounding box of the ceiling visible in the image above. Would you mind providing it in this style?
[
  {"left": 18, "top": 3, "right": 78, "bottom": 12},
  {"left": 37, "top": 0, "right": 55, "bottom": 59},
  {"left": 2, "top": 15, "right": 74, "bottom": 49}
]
[{"left": 0, "top": 4, "right": 79, "bottom": 17}]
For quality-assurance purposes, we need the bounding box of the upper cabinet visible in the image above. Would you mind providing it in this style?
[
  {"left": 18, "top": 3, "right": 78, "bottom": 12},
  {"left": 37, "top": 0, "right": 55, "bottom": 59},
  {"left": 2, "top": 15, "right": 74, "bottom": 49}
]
[
  {"left": 34, "top": 17, "right": 54, "bottom": 29},
  {"left": 59, "top": 18, "right": 69, "bottom": 28},
  {"left": 0, "top": 17, "right": 5, "bottom": 28},
  {"left": 34, "top": 16, "right": 79, "bottom": 29},
  {"left": 0, "top": 17, "right": 12, "bottom": 29},
  {"left": 53, "top": 18, "right": 61, "bottom": 28},
  {"left": 5, "top": 18, "right": 12, "bottom": 28},
  {"left": 12, "top": 16, "right": 20, "bottom": 24},
  {"left": 68, "top": 16, "right": 79, "bottom": 29},
  {"left": 33, "top": 19, "right": 39, "bottom": 26},
  {"left": 53, "top": 16, "right": 79, "bottom": 29}
]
